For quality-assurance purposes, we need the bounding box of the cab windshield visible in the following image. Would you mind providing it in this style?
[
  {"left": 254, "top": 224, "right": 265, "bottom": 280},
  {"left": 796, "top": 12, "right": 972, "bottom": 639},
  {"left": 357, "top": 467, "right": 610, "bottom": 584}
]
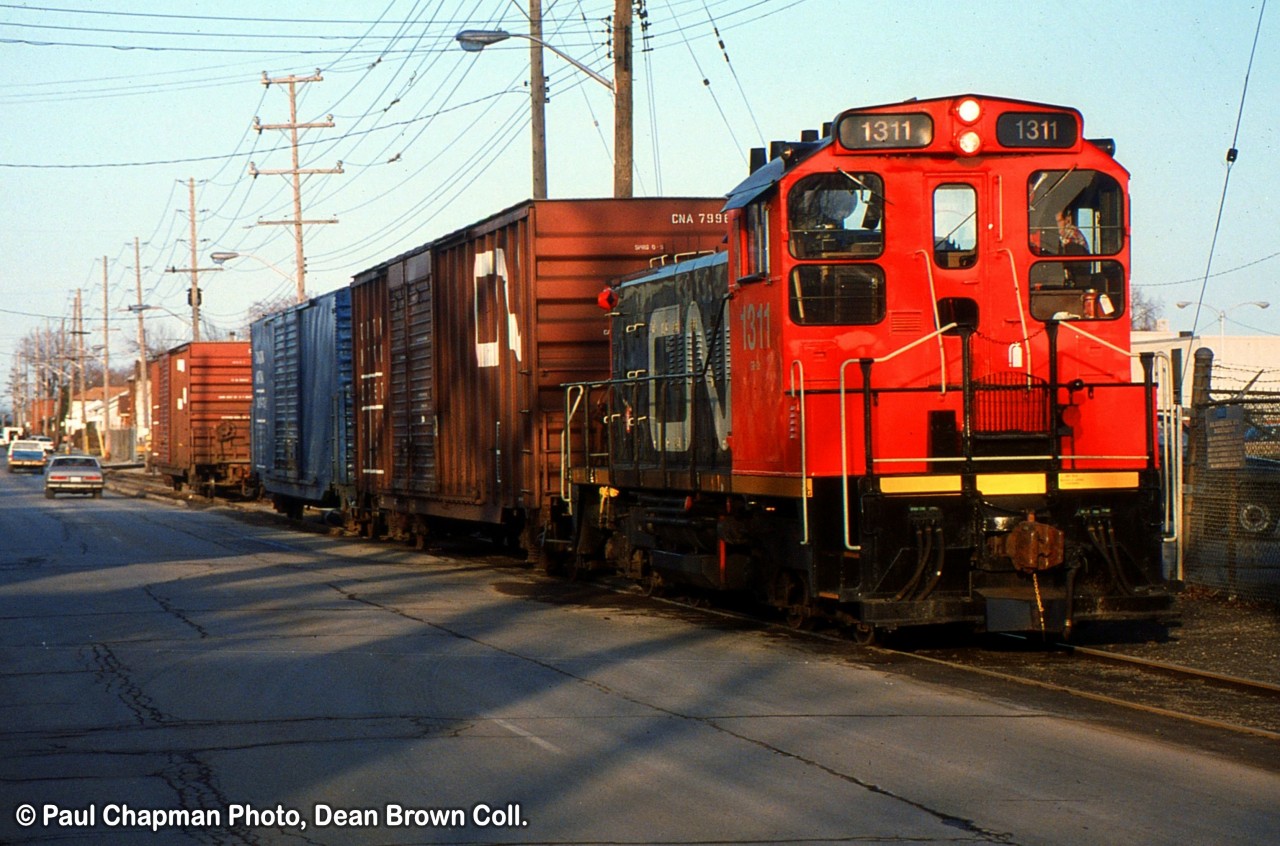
[{"left": 1027, "top": 169, "right": 1126, "bottom": 321}]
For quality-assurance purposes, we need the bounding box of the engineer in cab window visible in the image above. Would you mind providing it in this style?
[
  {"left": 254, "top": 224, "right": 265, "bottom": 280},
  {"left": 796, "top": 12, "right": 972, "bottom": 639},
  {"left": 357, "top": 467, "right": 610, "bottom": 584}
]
[{"left": 1056, "top": 207, "right": 1089, "bottom": 254}]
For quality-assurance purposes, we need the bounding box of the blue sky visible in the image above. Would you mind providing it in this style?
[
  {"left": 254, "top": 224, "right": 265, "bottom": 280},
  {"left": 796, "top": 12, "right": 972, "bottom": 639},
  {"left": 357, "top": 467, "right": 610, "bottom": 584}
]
[{"left": 1, "top": 1, "right": 1277, "bottom": 402}]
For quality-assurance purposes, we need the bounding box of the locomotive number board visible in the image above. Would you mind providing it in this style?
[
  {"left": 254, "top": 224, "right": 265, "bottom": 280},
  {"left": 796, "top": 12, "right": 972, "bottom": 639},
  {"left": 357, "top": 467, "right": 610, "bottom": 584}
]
[
  {"left": 995, "top": 112, "right": 1078, "bottom": 148},
  {"left": 836, "top": 113, "right": 934, "bottom": 149}
]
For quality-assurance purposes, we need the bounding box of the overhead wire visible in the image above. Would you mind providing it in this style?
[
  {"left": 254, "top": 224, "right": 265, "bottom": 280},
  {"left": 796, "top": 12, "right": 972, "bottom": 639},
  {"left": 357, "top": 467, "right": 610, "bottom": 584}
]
[
  {"left": 699, "top": 0, "right": 764, "bottom": 147},
  {"left": 659, "top": 0, "right": 747, "bottom": 166},
  {"left": 3, "top": 1, "right": 810, "bottom": 352},
  {"left": 1182, "top": 0, "right": 1269, "bottom": 345}
]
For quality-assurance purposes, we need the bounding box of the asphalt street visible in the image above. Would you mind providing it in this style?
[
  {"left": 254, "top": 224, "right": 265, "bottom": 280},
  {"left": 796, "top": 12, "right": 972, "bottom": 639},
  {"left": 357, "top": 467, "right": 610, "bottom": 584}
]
[{"left": 1, "top": 469, "right": 1276, "bottom": 845}]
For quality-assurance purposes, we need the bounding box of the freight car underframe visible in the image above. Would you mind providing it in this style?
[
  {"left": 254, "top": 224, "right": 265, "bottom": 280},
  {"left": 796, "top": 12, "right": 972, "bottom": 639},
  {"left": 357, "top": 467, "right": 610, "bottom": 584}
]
[
  {"left": 564, "top": 323, "right": 1180, "bottom": 638},
  {"left": 155, "top": 460, "right": 255, "bottom": 498}
]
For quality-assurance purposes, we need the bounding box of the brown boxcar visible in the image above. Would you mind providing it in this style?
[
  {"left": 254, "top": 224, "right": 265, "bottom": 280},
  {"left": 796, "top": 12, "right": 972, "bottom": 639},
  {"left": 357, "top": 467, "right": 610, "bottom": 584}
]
[
  {"left": 350, "top": 197, "right": 729, "bottom": 550},
  {"left": 149, "top": 340, "right": 253, "bottom": 494}
]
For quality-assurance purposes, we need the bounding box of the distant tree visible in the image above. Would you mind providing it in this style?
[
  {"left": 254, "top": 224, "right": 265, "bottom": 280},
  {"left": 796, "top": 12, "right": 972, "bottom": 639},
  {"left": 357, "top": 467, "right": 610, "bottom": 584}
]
[
  {"left": 239, "top": 295, "right": 297, "bottom": 337},
  {"left": 1130, "top": 287, "right": 1161, "bottom": 330}
]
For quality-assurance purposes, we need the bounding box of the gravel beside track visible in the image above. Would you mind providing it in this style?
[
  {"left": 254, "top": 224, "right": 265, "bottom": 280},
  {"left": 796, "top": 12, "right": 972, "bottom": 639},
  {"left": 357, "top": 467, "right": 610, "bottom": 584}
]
[{"left": 1082, "top": 585, "right": 1280, "bottom": 686}]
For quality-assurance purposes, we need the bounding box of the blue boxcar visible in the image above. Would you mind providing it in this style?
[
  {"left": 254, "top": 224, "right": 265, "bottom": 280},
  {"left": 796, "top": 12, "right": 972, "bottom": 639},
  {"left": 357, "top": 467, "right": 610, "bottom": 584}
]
[{"left": 250, "top": 288, "right": 354, "bottom": 518}]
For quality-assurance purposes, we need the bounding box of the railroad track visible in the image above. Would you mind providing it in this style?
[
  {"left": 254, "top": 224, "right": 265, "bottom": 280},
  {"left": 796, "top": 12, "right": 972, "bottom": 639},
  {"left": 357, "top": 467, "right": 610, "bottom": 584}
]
[
  {"left": 895, "top": 634, "right": 1280, "bottom": 740},
  {"left": 616, "top": 582, "right": 1280, "bottom": 741}
]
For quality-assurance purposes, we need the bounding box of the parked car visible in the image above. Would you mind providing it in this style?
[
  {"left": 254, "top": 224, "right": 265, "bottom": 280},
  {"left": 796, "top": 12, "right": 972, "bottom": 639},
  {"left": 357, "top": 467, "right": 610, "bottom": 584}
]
[
  {"left": 43, "top": 454, "right": 105, "bottom": 498},
  {"left": 7, "top": 440, "right": 48, "bottom": 473}
]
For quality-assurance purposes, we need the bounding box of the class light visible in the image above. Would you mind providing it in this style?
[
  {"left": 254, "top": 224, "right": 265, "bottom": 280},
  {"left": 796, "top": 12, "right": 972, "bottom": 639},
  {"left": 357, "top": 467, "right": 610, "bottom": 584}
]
[
  {"left": 956, "top": 98, "right": 982, "bottom": 124},
  {"left": 957, "top": 130, "right": 982, "bottom": 155}
]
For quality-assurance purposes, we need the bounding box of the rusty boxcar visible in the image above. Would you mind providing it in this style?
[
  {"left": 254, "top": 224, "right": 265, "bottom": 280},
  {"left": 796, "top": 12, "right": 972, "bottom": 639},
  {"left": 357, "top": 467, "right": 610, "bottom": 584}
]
[
  {"left": 350, "top": 197, "right": 729, "bottom": 551},
  {"left": 149, "top": 340, "right": 254, "bottom": 495}
]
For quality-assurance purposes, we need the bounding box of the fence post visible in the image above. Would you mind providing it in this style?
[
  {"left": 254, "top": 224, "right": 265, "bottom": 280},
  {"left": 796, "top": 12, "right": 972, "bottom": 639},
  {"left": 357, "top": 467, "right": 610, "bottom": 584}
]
[{"left": 1184, "top": 348, "right": 1213, "bottom": 572}]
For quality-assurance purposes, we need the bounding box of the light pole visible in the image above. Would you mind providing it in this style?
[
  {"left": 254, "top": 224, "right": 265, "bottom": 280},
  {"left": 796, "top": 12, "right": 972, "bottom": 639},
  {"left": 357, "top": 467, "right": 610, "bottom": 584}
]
[
  {"left": 209, "top": 250, "right": 294, "bottom": 284},
  {"left": 209, "top": 251, "right": 299, "bottom": 299},
  {"left": 456, "top": 22, "right": 631, "bottom": 198},
  {"left": 1176, "top": 300, "right": 1270, "bottom": 345}
]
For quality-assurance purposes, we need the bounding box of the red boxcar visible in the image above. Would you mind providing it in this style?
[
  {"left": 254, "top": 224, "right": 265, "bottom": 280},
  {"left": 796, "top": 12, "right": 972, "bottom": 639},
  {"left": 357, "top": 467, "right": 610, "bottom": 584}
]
[
  {"left": 350, "top": 197, "right": 729, "bottom": 550},
  {"left": 149, "top": 341, "right": 253, "bottom": 494}
]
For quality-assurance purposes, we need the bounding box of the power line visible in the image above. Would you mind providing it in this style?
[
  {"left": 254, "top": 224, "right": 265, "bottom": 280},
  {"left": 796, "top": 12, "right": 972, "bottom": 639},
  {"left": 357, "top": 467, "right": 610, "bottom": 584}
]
[{"left": 1182, "top": 0, "right": 1269, "bottom": 342}]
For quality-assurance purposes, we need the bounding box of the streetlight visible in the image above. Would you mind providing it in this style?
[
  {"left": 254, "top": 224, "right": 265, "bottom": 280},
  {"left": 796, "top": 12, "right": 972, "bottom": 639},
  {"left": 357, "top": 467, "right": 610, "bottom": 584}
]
[
  {"left": 210, "top": 251, "right": 300, "bottom": 300},
  {"left": 456, "top": 19, "right": 631, "bottom": 199},
  {"left": 1176, "top": 300, "right": 1270, "bottom": 344},
  {"left": 455, "top": 29, "right": 613, "bottom": 88}
]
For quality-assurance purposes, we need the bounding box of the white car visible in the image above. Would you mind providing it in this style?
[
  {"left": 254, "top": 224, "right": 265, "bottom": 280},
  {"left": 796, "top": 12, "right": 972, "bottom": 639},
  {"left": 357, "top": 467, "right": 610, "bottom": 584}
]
[{"left": 44, "top": 454, "right": 105, "bottom": 498}]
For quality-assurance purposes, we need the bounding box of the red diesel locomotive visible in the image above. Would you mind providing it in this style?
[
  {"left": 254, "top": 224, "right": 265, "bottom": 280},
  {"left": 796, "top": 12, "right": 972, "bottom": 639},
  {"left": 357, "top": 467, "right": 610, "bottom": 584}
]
[{"left": 562, "top": 94, "right": 1178, "bottom": 639}]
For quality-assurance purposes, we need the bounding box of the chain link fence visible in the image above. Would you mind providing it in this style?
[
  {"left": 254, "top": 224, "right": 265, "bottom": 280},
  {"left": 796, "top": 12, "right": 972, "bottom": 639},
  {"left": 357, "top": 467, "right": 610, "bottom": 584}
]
[{"left": 1183, "top": 356, "right": 1280, "bottom": 603}]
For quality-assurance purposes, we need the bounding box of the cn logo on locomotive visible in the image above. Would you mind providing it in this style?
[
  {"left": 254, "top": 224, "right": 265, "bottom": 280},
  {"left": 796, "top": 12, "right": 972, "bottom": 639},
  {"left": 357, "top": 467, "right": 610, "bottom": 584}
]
[{"left": 646, "top": 302, "right": 730, "bottom": 452}]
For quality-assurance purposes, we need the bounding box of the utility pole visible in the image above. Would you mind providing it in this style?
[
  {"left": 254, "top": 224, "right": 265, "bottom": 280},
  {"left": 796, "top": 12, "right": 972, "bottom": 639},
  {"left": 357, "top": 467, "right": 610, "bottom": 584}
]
[
  {"left": 74, "top": 289, "right": 84, "bottom": 450},
  {"left": 530, "top": 0, "right": 547, "bottom": 199},
  {"left": 102, "top": 256, "right": 111, "bottom": 462},
  {"left": 613, "top": 0, "right": 634, "bottom": 198},
  {"left": 57, "top": 317, "right": 66, "bottom": 444},
  {"left": 187, "top": 180, "right": 198, "bottom": 341},
  {"left": 134, "top": 237, "right": 150, "bottom": 435},
  {"left": 164, "top": 178, "right": 221, "bottom": 341},
  {"left": 39, "top": 322, "right": 50, "bottom": 434},
  {"left": 251, "top": 71, "right": 342, "bottom": 303}
]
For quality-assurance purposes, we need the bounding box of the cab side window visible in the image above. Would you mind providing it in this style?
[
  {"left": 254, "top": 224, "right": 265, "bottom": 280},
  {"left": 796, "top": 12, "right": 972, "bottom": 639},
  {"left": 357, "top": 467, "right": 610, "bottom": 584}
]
[
  {"left": 743, "top": 201, "right": 770, "bottom": 279},
  {"left": 788, "top": 172, "right": 884, "bottom": 259}
]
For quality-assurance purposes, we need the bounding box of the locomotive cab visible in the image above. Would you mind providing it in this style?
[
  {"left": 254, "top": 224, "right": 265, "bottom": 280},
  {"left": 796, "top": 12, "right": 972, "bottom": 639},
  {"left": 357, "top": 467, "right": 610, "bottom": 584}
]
[{"left": 563, "top": 95, "right": 1178, "bottom": 639}]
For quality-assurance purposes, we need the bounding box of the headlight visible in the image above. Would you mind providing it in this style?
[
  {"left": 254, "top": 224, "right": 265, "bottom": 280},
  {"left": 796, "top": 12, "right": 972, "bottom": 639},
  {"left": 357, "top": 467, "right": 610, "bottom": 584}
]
[{"left": 957, "top": 130, "right": 982, "bottom": 155}]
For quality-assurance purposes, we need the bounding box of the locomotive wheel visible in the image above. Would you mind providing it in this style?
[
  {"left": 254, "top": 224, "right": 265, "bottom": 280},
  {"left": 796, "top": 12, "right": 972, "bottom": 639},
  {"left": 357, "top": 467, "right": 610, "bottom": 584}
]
[
  {"left": 786, "top": 607, "right": 815, "bottom": 631},
  {"left": 641, "top": 570, "right": 665, "bottom": 597},
  {"left": 775, "top": 570, "right": 815, "bottom": 630},
  {"left": 537, "top": 544, "right": 564, "bottom": 577},
  {"left": 852, "top": 623, "right": 878, "bottom": 646}
]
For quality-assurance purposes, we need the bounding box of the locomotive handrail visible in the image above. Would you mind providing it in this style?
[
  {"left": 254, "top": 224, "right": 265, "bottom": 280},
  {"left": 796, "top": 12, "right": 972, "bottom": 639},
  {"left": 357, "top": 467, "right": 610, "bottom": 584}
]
[
  {"left": 560, "top": 384, "right": 588, "bottom": 511},
  {"left": 872, "top": 322, "right": 960, "bottom": 364},
  {"left": 913, "top": 250, "right": 949, "bottom": 393},
  {"left": 998, "top": 248, "right": 1034, "bottom": 377},
  {"left": 1058, "top": 320, "right": 1182, "bottom": 558},
  {"left": 789, "top": 360, "right": 810, "bottom": 545},
  {"left": 872, "top": 453, "right": 1152, "bottom": 464},
  {"left": 1056, "top": 319, "right": 1132, "bottom": 357},
  {"left": 837, "top": 322, "right": 959, "bottom": 552}
]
